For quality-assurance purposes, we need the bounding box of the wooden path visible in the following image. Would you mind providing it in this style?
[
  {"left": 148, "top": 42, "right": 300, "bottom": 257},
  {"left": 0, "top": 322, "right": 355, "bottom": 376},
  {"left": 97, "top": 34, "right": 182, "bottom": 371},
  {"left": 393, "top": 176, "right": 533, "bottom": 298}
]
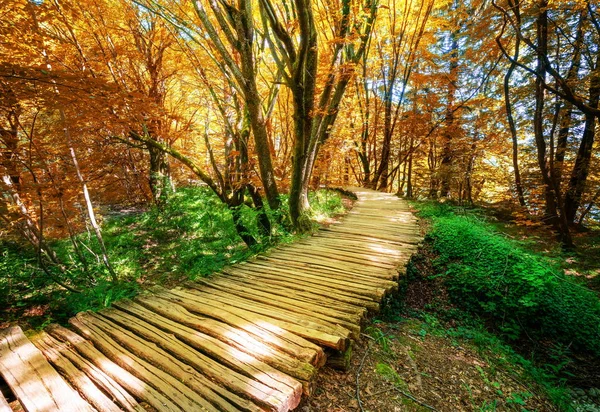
[{"left": 0, "top": 188, "right": 419, "bottom": 412}]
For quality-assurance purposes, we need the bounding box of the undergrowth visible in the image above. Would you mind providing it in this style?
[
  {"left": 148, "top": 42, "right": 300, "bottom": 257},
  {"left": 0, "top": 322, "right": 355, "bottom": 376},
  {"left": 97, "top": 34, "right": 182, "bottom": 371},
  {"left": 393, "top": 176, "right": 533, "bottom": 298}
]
[
  {"left": 0, "top": 186, "right": 346, "bottom": 327},
  {"left": 394, "top": 200, "right": 600, "bottom": 410},
  {"left": 415, "top": 201, "right": 600, "bottom": 355}
]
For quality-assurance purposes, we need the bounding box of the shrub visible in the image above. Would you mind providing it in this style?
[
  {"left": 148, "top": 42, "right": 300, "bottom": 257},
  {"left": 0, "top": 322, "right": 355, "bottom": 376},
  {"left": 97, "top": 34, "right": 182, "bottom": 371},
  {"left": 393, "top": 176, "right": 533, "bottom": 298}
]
[{"left": 417, "top": 202, "right": 600, "bottom": 355}]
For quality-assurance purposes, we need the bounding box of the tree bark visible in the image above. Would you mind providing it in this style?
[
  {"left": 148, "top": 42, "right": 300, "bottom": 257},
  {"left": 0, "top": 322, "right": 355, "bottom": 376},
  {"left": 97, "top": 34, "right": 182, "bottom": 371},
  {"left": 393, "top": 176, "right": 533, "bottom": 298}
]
[
  {"left": 501, "top": 11, "right": 526, "bottom": 207},
  {"left": 532, "top": 0, "right": 572, "bottom": 247},
  {"left": 564, "top": 57, "right": 600, "bottom": 222}
]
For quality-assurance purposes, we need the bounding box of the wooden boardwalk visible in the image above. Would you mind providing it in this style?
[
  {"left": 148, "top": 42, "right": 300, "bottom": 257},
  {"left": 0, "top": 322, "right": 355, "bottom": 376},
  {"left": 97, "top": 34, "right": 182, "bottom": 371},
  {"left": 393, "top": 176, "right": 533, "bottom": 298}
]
[{"left": 0, "top": 188, "right": 419, "bottom": 412}]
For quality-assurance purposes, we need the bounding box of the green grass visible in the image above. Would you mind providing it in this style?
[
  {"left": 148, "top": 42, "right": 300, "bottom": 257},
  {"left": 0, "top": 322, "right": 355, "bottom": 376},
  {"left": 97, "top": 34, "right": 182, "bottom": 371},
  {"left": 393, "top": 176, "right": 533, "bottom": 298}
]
[
  {"left": 412, "top": 201, "right": 600, "bottom": 355},
  {"left": 0, "top": 186, "right": 346, "bottom": 327}
]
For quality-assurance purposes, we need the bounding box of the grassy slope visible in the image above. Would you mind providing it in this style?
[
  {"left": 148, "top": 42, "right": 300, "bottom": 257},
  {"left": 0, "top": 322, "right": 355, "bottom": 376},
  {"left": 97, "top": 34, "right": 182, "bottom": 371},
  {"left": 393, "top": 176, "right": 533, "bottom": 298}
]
[
  {"left": 400, "top": 200, "right": 600, "bottom": 410},
  {"left": 0, "top": 187, "right": 347, "bottom": 328}
]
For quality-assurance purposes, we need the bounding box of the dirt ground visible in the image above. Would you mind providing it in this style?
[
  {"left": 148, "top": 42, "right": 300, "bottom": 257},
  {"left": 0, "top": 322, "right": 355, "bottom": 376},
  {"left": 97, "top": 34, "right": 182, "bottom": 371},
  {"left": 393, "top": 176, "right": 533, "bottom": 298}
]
[{"left": 298, "top": 320, "right": 556, "bottom": 412}]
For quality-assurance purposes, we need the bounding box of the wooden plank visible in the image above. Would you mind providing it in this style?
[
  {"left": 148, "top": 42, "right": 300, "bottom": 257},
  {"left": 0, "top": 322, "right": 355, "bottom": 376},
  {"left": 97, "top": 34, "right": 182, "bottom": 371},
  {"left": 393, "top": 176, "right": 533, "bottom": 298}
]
[
  {"left": 166, "top": 287, "right": 350, "bottom": 351},
  {"left": 319, "top": 228, "right": 421, "bottom": 245},
  {"left": 283, "top": 243, "right": 399, "bottom": 269},
  {"left": 70, "top": 315, "right": 230, "bottom": 412},
  {"left": 47, "top": 325, "right": 181, "bottom": 412},
  {"left": 0, "top": 326, "right": 92, "bottom": 412},
  {"left": 305, "top": 235, "right": 409, "bottom": 256},
  {"left": 237, "top": 262, "right": 382, "bottom": 304},
  {"left": 75, "top": 312, "right": 274, "bottom": 412},
  {"left": 188, "top": 281, "right": 357, "bottom": 339},
  {"left": 267, "top": 250, "right": 399, "bottom": 281},
  {"left": 39, "top": 328, "right": 143, "bottom": 412},
  {"left": 32, "top": 332, "right": 124, "bottom": 412},
  {"left": 212, "top": 274, "right": 367, "bottom": 320},
  {"left": 121, "top": 297, "right": 314, "bottom": 392},
  {"left": 255, "top": 258, "right": 397, "bottom": 292},
  {"left": 108, "top": 300, "right": 308, "bottom": 401},
  {"left": 153, "top": 287, "right": 327, "bottom": 364},
  {"left": 193, "top": 279, "right": 362, "bottom": 339},
  {"left": 273, "top": 247, "right": 398, "bottom": 274},
  {"left": 228, "top": 265, "right": 380, "bottom": 312},
  {"left": 330, "top": 223, "right": 417, "bottom": 238},
  {"left": 251, "top": 260, "right": 389, "bottom": 299},
  {"left": 222, "top": 269, "right": 370, "bottom": 315},
  {"left": 204, "top": 276, "right": 365, "bottom": 325},
  {"left": 266, "top": 248, "right": 392, "bottom": 275}
]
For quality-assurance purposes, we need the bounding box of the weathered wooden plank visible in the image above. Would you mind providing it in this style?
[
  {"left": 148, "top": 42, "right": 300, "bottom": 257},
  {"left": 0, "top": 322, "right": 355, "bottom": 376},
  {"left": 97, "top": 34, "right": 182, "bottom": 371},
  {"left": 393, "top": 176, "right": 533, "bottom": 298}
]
[
  {"left": 228, "top": 265, "right": 380, "bottom": 311},
  {"left": 251, "top": 260, "right": 388, "bottom": 299},
  {"left": 0, "top": 326, "right": 92, "bottom": 412},
  {"left": 96, "top": 307, "right": 298, "bottom": 409},
  {"left": 47, "top": 324, "right": 180, "bottom": 412},
  {"left": 254, "top": 258, "right": 397, "bottom": 294},
  {"left": 319, "top": 228, "right": 421, "bottom": 245},
  {"left": 193, "top": 279, "right": 362, "bottom": 339},
  {"left": 237, "top": 262, "right": 382, "bottom": 304},
  {"left": 70, "top": 315, "right": 228, "bottom": 412},
  {"left": 271, "top": 248, "right": 399, "bottom": 276},
  {"left": 32, "top": 332, "right": 124, "bottom": 412},
  {"left": 222, "top": 269, "right": 371, "bottom": 315},
  {"left": 109, "top": 300, "right": 308, "bottom": 401},
  {"left": 282, "top": 243, "right": 398, "bottom": 269},
  {"left": 204, "top": 276, "right": 365, "bottom": 324},
  {"left": 155, "top": 287, "right": 327, "bottom": 364},
  {"left": 76, "top": 312, "right": 274, "bottom": 412},
  {"left": 122, "top": 297, "right": 314, "bottom": 391},
  {"left": 305, "top": 236, "right": 409, "bottom": 256},
  {"left": 266, "top": 250, "right": 399, "bottom": 281},
  {"left": 40, "top": 327, "right": 142, "bottom": 412},
  {"left": 170, "top": 287, "right": 350, "bottom": 351}
]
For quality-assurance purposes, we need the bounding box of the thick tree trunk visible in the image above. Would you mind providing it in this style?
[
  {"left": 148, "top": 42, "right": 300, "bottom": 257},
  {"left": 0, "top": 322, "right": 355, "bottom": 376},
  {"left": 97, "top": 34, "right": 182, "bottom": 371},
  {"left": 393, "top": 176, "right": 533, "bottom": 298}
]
[
  {"left": 148, "top": 143, "right": 171, "bottom": 209},
  {"left": 440, "top": 34, "right": 459, "bottom": 198},
  {"left": 554, "top": 12, "right": 584, "bottom": 187},
  {"left": 533, "top": 0, "right": 572, "bottom": 247}
]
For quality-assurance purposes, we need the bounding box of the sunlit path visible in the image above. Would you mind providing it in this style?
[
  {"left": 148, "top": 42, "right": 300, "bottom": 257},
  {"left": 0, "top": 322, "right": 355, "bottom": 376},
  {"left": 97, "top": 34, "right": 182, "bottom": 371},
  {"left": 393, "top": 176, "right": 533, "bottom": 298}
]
[{"left": 0, "top": 188, "right": 419, "bottom": 412}]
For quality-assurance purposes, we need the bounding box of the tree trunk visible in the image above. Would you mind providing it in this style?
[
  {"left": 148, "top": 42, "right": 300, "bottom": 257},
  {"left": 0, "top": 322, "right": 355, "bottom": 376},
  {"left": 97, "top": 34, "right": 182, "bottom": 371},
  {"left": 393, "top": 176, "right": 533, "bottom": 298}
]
[
  {"left": 229, "top": 204, "right": 257, "bottom": 247},
  {"left": 533, "top": 0, "right": 572, "bottom": 247},
  {"left": 406, "top": 149, "right": 413, "bottom": 198},
  {"left": 503, "top": 32, "right": 526, "bottom": 207},
  {"left": 148, "top": 143, "right": 171, "bottom": 209},
  {"left": 0, "top": 94, "right": 21, "bottom": 191},
  {"left": 564, "top": 61, "right": 599, "bottom": 222},
  {"left": 247, "top": 184, "right": 271, "bottom": 238},
  {"left": 440, "top": 33, "right": 459, "bottom": 198}
]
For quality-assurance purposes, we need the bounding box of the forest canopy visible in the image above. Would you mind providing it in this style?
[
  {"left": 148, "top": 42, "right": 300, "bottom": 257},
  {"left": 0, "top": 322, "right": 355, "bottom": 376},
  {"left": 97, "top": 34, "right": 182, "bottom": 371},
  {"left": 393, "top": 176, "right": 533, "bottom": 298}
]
[{"left": 1, "top": 0, "right": 599, "bottom": 287}]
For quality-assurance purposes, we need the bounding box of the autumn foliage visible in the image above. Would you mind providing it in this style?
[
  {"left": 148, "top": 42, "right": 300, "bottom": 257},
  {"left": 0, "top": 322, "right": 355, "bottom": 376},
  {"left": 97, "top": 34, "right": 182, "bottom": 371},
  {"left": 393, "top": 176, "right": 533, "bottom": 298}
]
[{"left": 1, "top": 0, "right": 599, "bottom": 290}]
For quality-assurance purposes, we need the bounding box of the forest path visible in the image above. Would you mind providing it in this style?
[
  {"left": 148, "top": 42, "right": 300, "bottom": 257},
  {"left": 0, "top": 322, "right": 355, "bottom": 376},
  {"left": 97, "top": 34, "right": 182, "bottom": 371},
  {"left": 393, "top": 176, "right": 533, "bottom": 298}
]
[{"left": 0, "top": 188, "right": 420, "bottom": 412}]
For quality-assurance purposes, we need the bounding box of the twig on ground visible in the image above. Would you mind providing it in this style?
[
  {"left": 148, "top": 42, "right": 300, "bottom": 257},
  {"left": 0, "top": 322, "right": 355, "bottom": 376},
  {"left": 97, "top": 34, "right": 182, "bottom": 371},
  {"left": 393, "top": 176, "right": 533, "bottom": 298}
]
[
  {"left": 356, "top": 341, "right": 372, "bottom": 412},
  {"left": 392, "top": 387, "right": 439, "bottom": 412},
  {"left": 360, "top": 332, "right": 376, "bottom": 341}
]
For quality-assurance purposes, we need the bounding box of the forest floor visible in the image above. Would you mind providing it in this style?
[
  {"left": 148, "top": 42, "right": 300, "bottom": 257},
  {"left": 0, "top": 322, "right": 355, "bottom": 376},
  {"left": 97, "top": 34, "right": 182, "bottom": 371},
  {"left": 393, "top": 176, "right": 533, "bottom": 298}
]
[{"left": 300, "top": 320, "right": 556, "bottom": 412}]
